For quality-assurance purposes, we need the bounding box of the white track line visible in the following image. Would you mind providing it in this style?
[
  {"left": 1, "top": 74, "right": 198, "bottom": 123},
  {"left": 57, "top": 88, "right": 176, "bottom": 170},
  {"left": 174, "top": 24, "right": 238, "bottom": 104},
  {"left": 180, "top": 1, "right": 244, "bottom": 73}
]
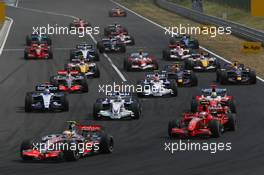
[
  {"left": 0, "top": 17, "right": 14, "bottom": 55},
  {"left": 5, "top": 3, "right": 127, "bottom": 81},
  {"left": 111, "top": 0, "right": 264, "bottom": 83}
]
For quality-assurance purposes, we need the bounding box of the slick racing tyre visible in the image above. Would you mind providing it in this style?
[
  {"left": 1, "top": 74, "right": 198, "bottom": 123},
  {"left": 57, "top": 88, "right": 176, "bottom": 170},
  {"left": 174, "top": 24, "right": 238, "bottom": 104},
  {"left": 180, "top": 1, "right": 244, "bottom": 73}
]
[
  {"left": 227, "top": 99, "right": 236, "bottom": 113},
  {"left": 20, "top": 140, "right": 33, "bottom": 161},
  {"left": 61, "top": 95, "right": 69, "bottom": 112},
  {"left": 97, "top": 41, "right": 105, "bottom": 53},
  {"left": 93, "top": 66, "right": 100, "bottom": 78},
  {"left": 25, "top": 93, "right": 33, "bottom": 112},
  {"left": 80, "top": 79, "right": 89, "bottom": 93},
  {"left": 226, "top": 113, "right": 237, "bottom": 131},
  {"left": 168, "top": 120, "right": 180, "bottom": 138},
  {"left": 130, "top": 102, "right": 141, "bottom": 120},
  {"left": 168, "top": 81, "right": 178, "bottom": 97},
  {"left": 208, "top": 120, "right": 222, "bottom": 138},
  {"left": 190, "top": 98, "right": 198, "bottom": 113},
  {"left": 99, "top": 133, "right": 114, "bottom": 154},
  {"left": 63, "top": 141, "right": 80, "bottom": 161},
  {"left": 249, "top": 71, "right": 257, "bottom": 84},
  {"left": 162, "top": 48, "right": 170, "bottom": 60},
  {"left": 190, "top": 72, "right": 198, "bottom": 86},
  {"left": 93, "top": 103, "right": 104, "bottom": 120}
]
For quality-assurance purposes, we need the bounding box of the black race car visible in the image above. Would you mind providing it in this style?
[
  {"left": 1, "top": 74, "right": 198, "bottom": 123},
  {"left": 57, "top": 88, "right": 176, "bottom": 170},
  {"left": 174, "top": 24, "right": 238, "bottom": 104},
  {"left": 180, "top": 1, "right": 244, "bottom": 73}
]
[
  {"left": 163, "top": 63, "right": 198, "bottom": 87},
  {"left": 216, "top": 62, "right": 257, "bottom": 84},
  {"left": 97, "top": 38, "right": 126, "bottom": 53}
]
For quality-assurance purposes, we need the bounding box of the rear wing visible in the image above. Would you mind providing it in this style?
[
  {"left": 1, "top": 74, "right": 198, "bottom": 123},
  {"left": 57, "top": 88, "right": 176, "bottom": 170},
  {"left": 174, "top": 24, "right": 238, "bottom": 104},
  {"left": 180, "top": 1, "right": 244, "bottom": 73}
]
[
  {"left": 79, "top": 125, "right": 103, "bottom": 131},
  {"left": 106, "top": 92, "right": 132, "bottom": 97},
  {"left": 76, "top": 44, "right": 93, "bottom": 49},
  {"left": 201, "top": 88, "right": 227, "bottom": 97},
  {"left": 57, "top": 70, "right": 79, "bottom": 75},
  {"left": 35, "top": 83, "right": 58, "bottom": 92}
]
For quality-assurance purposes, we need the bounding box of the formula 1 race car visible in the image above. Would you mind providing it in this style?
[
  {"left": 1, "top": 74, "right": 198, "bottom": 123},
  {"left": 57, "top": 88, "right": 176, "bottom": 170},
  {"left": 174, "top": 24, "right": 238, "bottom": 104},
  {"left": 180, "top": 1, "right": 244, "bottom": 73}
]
[
  {"left": 162, "top": 44, "right": 191, "bottom": 60},
  {"left": 168, "top": 107, "right": 236, "bottom": 138},
  {"left": 69, "top": 18, "right": 91, "bottom": 30},
  {"left": 162, "top": 62, "right": 198, "bottom": 86},
  {"left": 137, "top": 72, "right": 178, "bottom": 97},
  {"left": 25, "top": 83, "right": 69, "bottom": 112},
  {"left": 20, "top": 121, "right": 113, "bottom": 161},
  {"left": 114, "top": 33, "right": 135, "bottom": 46},
  {"left": 216, "top": 62, "right": 257, "bottom": 84},
  {"left": 93, "top": 92, "right": 142, "bottom": 120},
  {"left": 50, "top": 70, "right": 88, "bottom": 93},
  {"left": 26, "top": 33, "right": 52, "bottom": 46},
  {"left": 65, "top": 60, "right": 100, "bottom": 78},
  {"left": 124, "top": 52, "right": 159, "bottom": 71},
  {"left": 169, "top": 34, "right": 199, "bottom": 49},
  {"left": 70, "top": 43, "right": 100, "bottom": 62},
  {"left": 24, "top": 44, "right": 53, "bottom": 59},
  {"left": 97, "top": 38, "right": 126, "bottom": 53},
  {"left": 184, "top": 52, "right": 220, "bottom": 71},
  {"left": 109, "top": 7, "right": 127, "bottom": 17},
  {"left": 104, "top": 24, "right": 128, "bottom": 36},
  {"left": 190, "top": 85, "right": 236, "bottom": 113}
]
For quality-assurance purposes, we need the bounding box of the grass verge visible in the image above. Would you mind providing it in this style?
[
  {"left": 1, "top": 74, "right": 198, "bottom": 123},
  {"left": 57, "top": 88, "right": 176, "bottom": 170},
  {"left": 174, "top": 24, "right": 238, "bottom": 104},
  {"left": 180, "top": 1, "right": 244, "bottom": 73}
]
[
  {"left": 171, "top": 0, "right": 264, "bottom": 32},
  {"left": 116, "top": 0, "right": 264, "bottom": 79}
]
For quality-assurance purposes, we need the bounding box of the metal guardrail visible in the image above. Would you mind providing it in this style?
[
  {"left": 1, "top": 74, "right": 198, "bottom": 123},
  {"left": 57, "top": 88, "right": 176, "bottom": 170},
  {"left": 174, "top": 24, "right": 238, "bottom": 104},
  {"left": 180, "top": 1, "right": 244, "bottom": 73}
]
[{"left": 155, "top": 0, "right": 264, "bottom": 45}]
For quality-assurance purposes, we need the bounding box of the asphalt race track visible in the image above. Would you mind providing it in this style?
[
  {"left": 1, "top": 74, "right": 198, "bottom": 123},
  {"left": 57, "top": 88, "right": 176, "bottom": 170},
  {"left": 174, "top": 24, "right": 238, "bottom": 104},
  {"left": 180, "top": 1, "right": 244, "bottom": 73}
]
[{"left": 1, "top": 0, "right": 264, "bottom": 175}]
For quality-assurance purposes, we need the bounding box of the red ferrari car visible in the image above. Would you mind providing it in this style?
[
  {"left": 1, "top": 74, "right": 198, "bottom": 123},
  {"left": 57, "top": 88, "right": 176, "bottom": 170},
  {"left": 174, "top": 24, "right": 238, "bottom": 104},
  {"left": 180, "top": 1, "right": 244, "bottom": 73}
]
[
  {"left": 24, "top": 43, "right": 53, "bottom": 59},
  {"left": 168, "top": 105, "right": 236, "bottom": 138},
  {"left": 50, "top": 70, "right": 88, "bottom": 93},
  {"left": 124, "top": 52, "right": 159, "bottom": 71},
  {"left": 20, "top": 121, "right": 114, "bottom": 161},
  {"left": 191, "top": 85, "right": 236, "bottom": 113},
  {"left": 69, "top": 19, "right": 90, "bottom": 30}
]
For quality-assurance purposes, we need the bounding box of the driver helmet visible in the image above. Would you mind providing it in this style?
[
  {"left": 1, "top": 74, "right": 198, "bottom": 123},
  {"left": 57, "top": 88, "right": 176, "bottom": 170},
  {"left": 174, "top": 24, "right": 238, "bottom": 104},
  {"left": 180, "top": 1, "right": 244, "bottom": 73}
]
[
  {"left": 199, "top": 111, "right": 207, "bottom": 119},
  {"left": 43, "top": 87, "right": 50, "bottom": 95},
  {"left": 211, "top": 91, "right": 217, "bottom": 98},
  {"left": 139, "top": 51, "right": 144, "bottom": 59},
  {"left": 114, "top": 92, "right": 122, "bottom": 102},
  {"left": 66, "top": 72, "right": 72, "bottom": 79},
  {"left": 63, "top": 130, "right": 73, "bottom": 138},
  {"left": 153, "top": 73, "right": 160, "bottom": 82}
]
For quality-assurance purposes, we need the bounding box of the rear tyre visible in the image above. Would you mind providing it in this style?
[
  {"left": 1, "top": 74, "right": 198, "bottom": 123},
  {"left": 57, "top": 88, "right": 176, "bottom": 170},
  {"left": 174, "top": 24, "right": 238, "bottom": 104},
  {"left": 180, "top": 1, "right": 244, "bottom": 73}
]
[
  {"left": 130, "top": 102, "right": 141, "bottom": 119},
  {"left": 93, "top": 103, "right": 103, "bottom": 120},
  {"left": 190, "top": 98, "right": 198, "bottom": 113},
  {"left": 25, "top": 93, "right": 33, "bottom": 112},
  {"left": 63, "top": 142, "right": 80, "bottom": 161},
  {"left": 99, "top": 133, "right": 114, "bottom": 154},
  {"left": 162, "top": 48, "right": 170, "bottom": 60},
  {"left": 81, "top": 79, "right": 89, "bottom": 93},
  {"left": 97, "top": 42, "right": 105, "bottom": 53},
  {"left": 61, "top": 95, "right": 69, "bottom": 112},
  {"left": 208, "top": 120, "right": 222, "bottom": 138},
  {"left": 169, "top": 81, "right": 178, "bottom": 97},
  {"left": 226, "top": 113, "right": 237, "bottom": 131},
  {"left": 249, "top": 71, "right": 257, "bottom": 84},
  {"left": 190, "top": 72, "right": 198, "bottom": 86}
]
